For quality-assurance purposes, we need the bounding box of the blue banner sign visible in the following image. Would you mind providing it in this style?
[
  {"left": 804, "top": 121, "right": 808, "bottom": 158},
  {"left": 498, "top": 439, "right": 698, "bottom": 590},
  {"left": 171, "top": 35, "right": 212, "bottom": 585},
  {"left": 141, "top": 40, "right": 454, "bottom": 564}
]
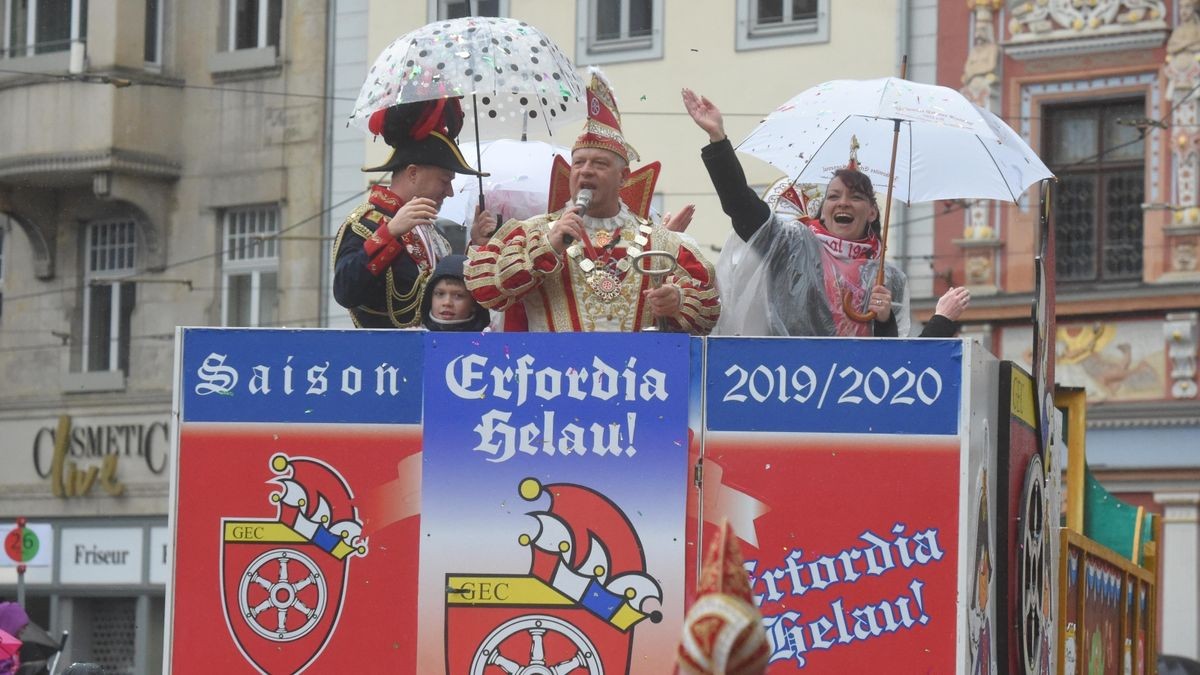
[
  {"left": 417, "top": 331, "right": 693, "bottom": 672},
  {"left": 179, "top": 328, "right": 423, "bottom": 424},
  {"left": 423, "top": 331, "right": 690, "bottom": 465},
  {"left": 705, "top": 337, "right": 962, "bottom": 435}
]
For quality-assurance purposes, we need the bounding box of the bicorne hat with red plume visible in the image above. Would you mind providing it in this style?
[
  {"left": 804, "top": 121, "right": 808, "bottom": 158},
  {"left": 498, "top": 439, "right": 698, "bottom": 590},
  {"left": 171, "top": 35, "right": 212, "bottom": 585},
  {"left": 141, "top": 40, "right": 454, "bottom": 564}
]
[{"left": 362, "top": 98, "right": 486, "bottom": 176}]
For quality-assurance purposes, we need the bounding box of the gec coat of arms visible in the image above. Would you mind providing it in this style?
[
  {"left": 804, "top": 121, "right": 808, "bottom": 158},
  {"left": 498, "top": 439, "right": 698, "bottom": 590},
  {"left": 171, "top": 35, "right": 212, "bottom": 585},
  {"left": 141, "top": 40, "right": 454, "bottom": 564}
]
[
  {"left": 220, "top": 453, "right": 368, "bottom": 674},
  {"left": 445, "top": 478, "right": 663, "bottom": 674}
]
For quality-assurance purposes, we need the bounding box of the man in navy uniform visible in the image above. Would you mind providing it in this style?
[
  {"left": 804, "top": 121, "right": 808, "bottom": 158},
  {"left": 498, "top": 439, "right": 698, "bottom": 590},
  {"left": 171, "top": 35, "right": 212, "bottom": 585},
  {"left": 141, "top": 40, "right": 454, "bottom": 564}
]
[{"left": 333, "top": 99, "right": 492, "bottom": 328}]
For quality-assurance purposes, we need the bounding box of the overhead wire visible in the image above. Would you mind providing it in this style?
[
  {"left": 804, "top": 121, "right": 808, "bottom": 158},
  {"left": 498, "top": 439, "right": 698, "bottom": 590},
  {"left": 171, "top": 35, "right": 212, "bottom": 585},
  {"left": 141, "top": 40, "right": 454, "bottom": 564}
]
[{"left": 0, "top": 59, "right": 1192, "bottom": 354}]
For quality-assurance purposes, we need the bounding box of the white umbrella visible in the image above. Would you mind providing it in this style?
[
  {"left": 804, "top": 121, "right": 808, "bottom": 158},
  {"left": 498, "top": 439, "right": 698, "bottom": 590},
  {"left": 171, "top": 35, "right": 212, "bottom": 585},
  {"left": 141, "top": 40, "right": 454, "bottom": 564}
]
[
  {"left": 737, "top": 74, "right": 1053, "bottom": 322},
  {"left": 438, "top": 139, "right": 571, "bottom": 224},
  {"left": 736, "top": 76, "right": 1053, "bottom": 204}
]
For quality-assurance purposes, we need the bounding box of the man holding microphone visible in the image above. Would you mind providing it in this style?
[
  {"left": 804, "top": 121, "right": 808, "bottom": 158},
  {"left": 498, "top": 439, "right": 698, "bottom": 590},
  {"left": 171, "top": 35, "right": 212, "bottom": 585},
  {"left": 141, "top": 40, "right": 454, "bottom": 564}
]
[{"left": 466, "top": 71, "right": 719, "bottom": 334}]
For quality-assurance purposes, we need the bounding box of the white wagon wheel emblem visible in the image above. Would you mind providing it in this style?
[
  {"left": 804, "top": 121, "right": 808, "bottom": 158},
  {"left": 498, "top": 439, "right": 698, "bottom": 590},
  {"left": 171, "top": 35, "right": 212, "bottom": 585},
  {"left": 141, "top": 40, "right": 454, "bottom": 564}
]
[
  {"left": 1018, "top": 454, "right": 1051, "bottom": 673},
  {"left": 470, "top": 614, "right": 604, "bottom": 675},
  {"left": 238, "top": 548, "right": 327, "bottom": 642}
]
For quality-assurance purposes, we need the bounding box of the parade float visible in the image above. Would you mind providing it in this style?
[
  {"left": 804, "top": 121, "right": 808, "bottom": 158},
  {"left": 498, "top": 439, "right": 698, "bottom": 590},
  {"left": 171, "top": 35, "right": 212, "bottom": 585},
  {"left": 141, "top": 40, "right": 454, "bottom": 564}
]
[
  {"left": 161, "top": 303, "right": 1159, "bottom": 674},
  {"left": 161, "top": 15, "right": 1160, "bottom": 675}
]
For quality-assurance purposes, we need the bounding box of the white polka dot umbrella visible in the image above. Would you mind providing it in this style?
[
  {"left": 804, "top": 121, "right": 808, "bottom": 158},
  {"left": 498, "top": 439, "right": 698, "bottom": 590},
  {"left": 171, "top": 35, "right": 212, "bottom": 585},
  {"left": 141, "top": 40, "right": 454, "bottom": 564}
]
[{"left": 349, "top": 17, "right": 586, "bottom": 143}]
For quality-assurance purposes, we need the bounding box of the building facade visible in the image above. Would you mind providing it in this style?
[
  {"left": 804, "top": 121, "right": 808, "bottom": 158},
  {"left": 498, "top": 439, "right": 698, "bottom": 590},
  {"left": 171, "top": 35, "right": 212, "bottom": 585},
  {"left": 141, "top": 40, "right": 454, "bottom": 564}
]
[
  {"left": 0, "top": 1, "right": 329, "bottom": 672},
  {"left": 935, "top": 0, "right": 1200, "bottom": 660}
]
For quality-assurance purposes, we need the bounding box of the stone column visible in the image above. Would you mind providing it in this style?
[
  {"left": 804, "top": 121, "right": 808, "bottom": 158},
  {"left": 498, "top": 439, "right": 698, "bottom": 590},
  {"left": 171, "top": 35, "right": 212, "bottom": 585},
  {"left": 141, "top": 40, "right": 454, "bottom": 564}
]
[
  {"left": 84, "top": 0, "right": 147, "bottom": 72},
  {"left": 1154, "top": 492, "right": 1200, "bottom": 659},
  {"left": 957, "top": 0, "right": 1004, "bottom": 295},
  {"left": 1165, "top": 0, "right": 1200, "bottom": 283}
]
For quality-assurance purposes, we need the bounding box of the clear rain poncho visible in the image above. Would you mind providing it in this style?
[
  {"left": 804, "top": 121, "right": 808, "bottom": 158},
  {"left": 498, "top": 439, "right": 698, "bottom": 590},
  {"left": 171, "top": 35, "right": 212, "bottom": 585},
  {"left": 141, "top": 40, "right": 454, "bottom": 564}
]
[{"left": 712, "top": 186, "right": 911, "bottom": 338}]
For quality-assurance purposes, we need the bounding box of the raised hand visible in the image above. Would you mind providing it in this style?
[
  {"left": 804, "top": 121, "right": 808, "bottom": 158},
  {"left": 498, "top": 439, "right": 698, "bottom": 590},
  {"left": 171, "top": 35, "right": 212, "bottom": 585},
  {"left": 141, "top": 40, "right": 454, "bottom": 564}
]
[
  {"left": 662, "top": 204, "right": 696, "bottom": 233},
  {"left": 934, "top": 286, "right": 971, "bottom": 321},
  {"left": 681, "top": 88, "right": 727, "bottom": 143},
  {"left": 388, "top": 197, "right": 440, "bottom": 238}
]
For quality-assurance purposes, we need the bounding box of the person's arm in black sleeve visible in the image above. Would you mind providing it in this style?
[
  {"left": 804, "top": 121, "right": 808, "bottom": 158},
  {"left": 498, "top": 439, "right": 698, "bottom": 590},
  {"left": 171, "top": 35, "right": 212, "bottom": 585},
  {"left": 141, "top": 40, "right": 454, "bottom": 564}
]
[
  {"left": 918, "top": 314, "right": 959, "bottom": 337},
  {"left": 918, "top": 287, "right": 970, "bottom": 337},
  {"left": 873, "top": 313, "right": 899, "bottom": 337},
  {"left": 700, "top": 138, "right": 772, "bottom": 242},
  {"left": 332, "top": 215, "right": 423, "bottom": 308},
  {"left": 333, "top": 226, "right": 382, "bottom": 308},
  {"left": 682, "top": 89, "right": 772, "bottom": 242}
]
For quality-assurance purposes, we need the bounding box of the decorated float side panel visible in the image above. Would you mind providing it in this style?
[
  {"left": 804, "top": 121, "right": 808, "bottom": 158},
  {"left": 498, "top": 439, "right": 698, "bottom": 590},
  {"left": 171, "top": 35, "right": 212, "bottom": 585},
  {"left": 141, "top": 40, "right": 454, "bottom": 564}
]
[
  {"left": 703, "top": 337, "right": 969, "bottom": 673},
  {"left": 686, "top": 336, "right": 704, "bottom": 604},
  {"left": 417, "top": 332, "right": 691, "bottom": 675},
  {"left": 963, "top": 340, "right": 1000, "bottom": 675},
  {"left": 1059, "top": 530, "right": 1156, "bottom": 675},
  {"left": 998, "top": 362, "right": 1055, "bottom": 675},
  {"left": 169, "top": 329, "right": 424, "bottom": 674}
]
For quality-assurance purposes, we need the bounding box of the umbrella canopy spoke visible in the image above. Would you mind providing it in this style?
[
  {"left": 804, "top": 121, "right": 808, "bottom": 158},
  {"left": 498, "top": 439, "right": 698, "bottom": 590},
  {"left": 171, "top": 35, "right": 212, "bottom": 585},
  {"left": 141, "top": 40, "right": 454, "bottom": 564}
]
[{"left": 974, "top": 134, "right": 1018, "bottom": 203}]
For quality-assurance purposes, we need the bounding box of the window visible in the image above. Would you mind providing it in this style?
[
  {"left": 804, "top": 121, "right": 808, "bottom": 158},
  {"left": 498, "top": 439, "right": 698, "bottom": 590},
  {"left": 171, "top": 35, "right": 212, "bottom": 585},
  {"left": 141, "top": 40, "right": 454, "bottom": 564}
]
[
  {"left": 211, "top": 0, "right": 279, "bottom": 76},
  {"left": 430, "top": 0, "right": 505, "bottom": 19},
  {"left": 1045, "top": 99, "right": 1145, "bottom": 283},
  {"left": 736, "top": 0, "right": 828, "bottom": 50},
  {"left": 220, "top": 0, "right": 280, "bottom": 52},
  {"left": 576, "top": 0, "right": 662, "bottom": 65},
  {"left": 82, "top": 219, "right": 136, "bottom": 373},
  {"left": 2, "top": 0, "right": 87, "bottom": 58},
  {"left": 144, "top": 0, "right": 162, "bottom": 65},
  {"left": 221, "top": 205, "right": 279, "bottom": 327}
]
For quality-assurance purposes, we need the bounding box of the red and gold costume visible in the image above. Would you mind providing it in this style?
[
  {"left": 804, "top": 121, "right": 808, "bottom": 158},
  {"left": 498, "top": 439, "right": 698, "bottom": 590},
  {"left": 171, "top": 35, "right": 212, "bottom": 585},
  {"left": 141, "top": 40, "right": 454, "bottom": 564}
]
[
  {"left": 466, "top": 203, "right": 719, "bottom": 332},
  {"left": 466, "top": 69, "right": 720, "bottom": 333}
]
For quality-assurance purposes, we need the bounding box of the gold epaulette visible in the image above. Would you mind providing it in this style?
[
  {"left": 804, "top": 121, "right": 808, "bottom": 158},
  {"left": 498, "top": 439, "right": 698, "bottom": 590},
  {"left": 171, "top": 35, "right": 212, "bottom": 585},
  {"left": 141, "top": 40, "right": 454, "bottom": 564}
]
[
  {"left": 361, "top": 209, "right": 387, "bottom": 227},
  {"left": 348, "top": 204, "right": 385, "bottom": 240}
]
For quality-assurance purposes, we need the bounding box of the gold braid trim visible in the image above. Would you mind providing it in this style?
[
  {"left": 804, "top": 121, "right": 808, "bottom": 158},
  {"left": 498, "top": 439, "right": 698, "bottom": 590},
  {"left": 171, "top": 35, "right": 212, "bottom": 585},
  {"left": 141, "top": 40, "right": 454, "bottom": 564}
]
[
  {"left": 465, "top": 213, "right": 562, "bottom": 311},
  {"left": 330, "top": 204, "right": 372, "bottom": 273},
  {"left": 383, "top": 267, "right": 430, "bottom": 328},
  {"left": 333, "top": 201, "right": 430, "bottom": 328},
  {"left": 330, "top": 204, "right": 375, "bottom": 325}
]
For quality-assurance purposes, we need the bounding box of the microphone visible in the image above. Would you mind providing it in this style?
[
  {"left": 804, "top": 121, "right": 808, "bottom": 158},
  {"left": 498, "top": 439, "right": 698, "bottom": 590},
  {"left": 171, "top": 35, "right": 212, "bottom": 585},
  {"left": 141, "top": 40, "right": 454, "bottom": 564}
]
[
  {"left": 573, "top": 188, "right": 593, "bottom": 216},
  {"left": 563, "top": 188, "right": 593, "bottom": 247}
]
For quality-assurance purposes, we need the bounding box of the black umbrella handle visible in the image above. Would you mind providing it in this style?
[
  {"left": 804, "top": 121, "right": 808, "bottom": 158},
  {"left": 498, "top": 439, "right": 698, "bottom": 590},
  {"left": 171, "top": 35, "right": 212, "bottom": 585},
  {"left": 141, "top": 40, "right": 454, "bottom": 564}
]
[{"left": 472, "top": 93, "right": 485, "bottom": 212}]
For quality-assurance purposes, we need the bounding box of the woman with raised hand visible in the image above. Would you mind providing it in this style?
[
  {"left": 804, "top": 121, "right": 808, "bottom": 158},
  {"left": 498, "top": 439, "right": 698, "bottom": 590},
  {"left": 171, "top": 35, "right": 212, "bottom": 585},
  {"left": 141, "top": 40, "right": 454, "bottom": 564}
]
[{"left": 682, "top": 88, "right": 964, "bottom": 338}]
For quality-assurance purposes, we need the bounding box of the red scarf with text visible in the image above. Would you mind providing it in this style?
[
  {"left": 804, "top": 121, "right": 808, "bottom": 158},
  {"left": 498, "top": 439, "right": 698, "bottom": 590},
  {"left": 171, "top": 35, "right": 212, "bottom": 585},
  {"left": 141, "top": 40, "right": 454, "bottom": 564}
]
[{"left": 806, "top": 221, "right": 881, "bottom": 336}]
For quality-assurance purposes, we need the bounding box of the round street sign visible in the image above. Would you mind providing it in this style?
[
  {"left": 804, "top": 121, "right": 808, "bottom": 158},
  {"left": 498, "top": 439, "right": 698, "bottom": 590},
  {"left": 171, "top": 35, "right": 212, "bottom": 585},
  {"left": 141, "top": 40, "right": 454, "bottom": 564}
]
[{"left": 4, "top": 525, "right": 39, "bottom": 563}]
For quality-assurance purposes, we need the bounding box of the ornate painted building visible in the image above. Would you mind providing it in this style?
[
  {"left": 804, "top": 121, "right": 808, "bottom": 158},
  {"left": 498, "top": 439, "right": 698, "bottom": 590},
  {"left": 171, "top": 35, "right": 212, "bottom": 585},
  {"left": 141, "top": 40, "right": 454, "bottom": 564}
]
[{"left": 935, "top": 0, "right": 1200, "bottom": 660}]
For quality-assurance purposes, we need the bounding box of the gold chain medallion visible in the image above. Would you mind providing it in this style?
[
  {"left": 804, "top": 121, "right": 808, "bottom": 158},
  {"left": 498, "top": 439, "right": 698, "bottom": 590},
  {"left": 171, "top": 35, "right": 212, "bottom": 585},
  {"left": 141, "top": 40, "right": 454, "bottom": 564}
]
[{"left": 587, "top": 268, "right": 623, "bottom": 301}]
